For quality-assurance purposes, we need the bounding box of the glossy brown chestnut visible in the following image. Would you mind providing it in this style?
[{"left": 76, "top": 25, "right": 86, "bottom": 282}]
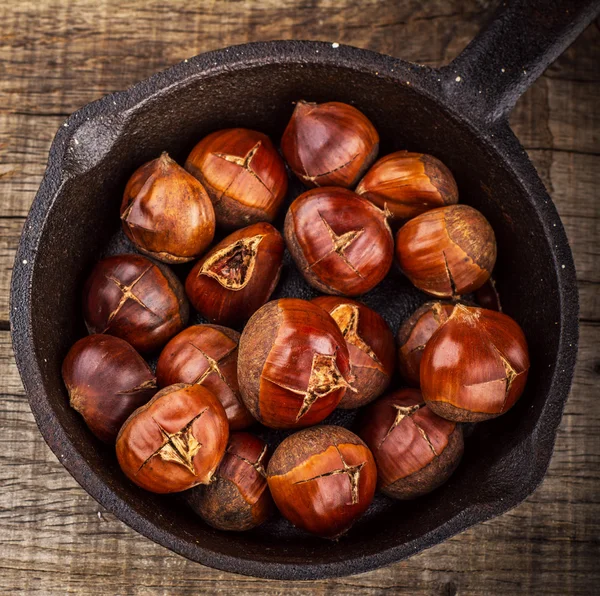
[
  {"left": 185, "top": 128, "right": 288, "bottom": 230},
  {"left": 185, "top": 222, "right": 284, "bottom": 327},
  {"left": 312, "top": 296, "right": 395, "bottom": 408},
  {"left": 120, "top": 152, "right": 216, "bottom": 264},
  {"left": 116, "top": 383, "right": 228, "bottom": 493},
  {"left": 62, "top": 334, "right": 157, "bottom": 443},
  {"left": 83, "top": 253, "right": 189, "bottom": 353},
  {"left": 186, "top": 432, "right": 274, "bottom": 531},
  {"left": 281, "top": 100, "right": 379, "bottom": 188},
  {"left": 396, "top": 301, "right": 455, "bottom": 386},
  {"left": 359, "top": 389, "right": 463, "bottom": 499},
  {"left": 395, "top": 204, "right": 497, "bottom": 297},
  {"left": 475, "top": 277, "right": 502, "bottom": 311},
  {"left": 421, "top": 304, "right": 530, "bottom": 422},
  {"left": 238, "top": 298, "right": 353, "bottom": 429},
  {"left": 267, "top": 426, "right": 377, "bottom": 538},
  {"left": 355, "top": 151, "right": 458, "bottom": 223},
  {"left": 284, "top": 188, "right": 394, "bottom": 296},
  {"left": 156, "top": 324, "right": 254, "bottom": 430}
]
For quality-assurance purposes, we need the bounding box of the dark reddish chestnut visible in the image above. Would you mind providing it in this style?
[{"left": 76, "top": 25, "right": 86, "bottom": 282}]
[
  {"left": 284, "top": 188, "right": 394, "bottom": 296},
  {"left": 475, "top": 277, "right": 503, "bottom": 311},
  {"left": 312, "top": 296, "right": 395, "bottom": 408},
  {"left": 62, "top": 334, "right": 157, "bottom": 443},
  {"left": 185, "top": 128, "right": 288, "bottom": 230},
  {"left": 83, "top": 254, "right": 189, "bottom": 353},
  {"left": 120, "top": 152, "right": 215, "bottom": 264},
  {"left": 185, "top": 222, "right": 284, "bottom": 327},
  {"left": 421, "top": 304, "right": 530, "bottom": 422},
  {"left": 156, "top": 324, "right": 253, "bottom": 430},
  {"left": 356, "top": 151, "right": 458, "bottom": 223},
  {"left": 396, "top": 301, "right": 455, "bottom": 386},
  {"left": 267, "top": 426, "right": 377, "bottom": 538},
  {"left": 186, "top": 432, "right": 274, "bottom": 531},
  {"left": 237, "top": 298, "right": 353, "bottom": 429},
  {"left": 395, "top": 204, "right": 497, "bottom": 297},
  {"left": 281, "top": 100, "right": 379, "bottom": 188},
  {"left": 359, "top": 389, "right": 463, "bottom": 499},
  {"left": 116, "top": 383, "right": 228, "bottom": 493}
]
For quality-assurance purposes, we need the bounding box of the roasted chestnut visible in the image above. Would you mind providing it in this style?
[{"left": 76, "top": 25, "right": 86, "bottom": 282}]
[
  {"left": 83, "top": 254, "right": 189, "bottom": 353},
  {"left": 186, "top": 432, "right": 274, "bottom": 531},
  {"left": 395, "top": 204, "right": 497, "bottom": 297},
  {"left": 238, "top": 298, "right": 353, "bottom": 429},
  {"left": 185, "top": 222, "right": 284, "bottom": 327},
  {"left": 359, "top": 389, "right": 463, "bottom": 499},
  {"left": 62, "top": 334, "right": 157, "bottom": 443},
  {"left": 312, "top": 296, "right": 395, "bottom": 408},
  {"left": 185, "top": 128, "right": 288, "bottom": 230},
  {"left": 120, "top": 152, "right": 215, "bottom": 263},
  {"left": 421, "top": 304, "right": 530, "bottom": 422},
  {"left": 156, "top": 324, "right": 254, "bottom": 430},
  {"left": 284, "top": 188, "right": 394, "bottom": 296},
  {"left": 475, "top": 277, "right": 502, "bottom": 311},
  {"left": 116, "top": 383, "right": 228, "bottom": 493},
  {"left": 281, "top": 100, "right": 379, "bottom": 188},
  {"left": 355, "top": 151, "right": 458, "bottom": 222},
  {"left": 267, "top": 426, "right": 377, "bottom": 538},
  {"left": 396, "top": 301, "right": 455, "bottom": 386}
]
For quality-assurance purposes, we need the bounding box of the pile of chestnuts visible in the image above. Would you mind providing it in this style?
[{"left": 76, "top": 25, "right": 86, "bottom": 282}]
[{"left": 62, "top": 100, "right": 530, "bottom": 540}]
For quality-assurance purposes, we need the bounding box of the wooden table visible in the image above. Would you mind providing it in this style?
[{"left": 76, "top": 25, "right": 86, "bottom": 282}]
[{"left": 0, "top": 1, "right": 598, "bottom": 593}]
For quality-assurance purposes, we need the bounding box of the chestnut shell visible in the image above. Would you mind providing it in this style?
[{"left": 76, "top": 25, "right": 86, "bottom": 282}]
[
  {"left": 284, "top": 187, "right": 394, "bottom": 296},
  {"left": 421, "top": 304, "right": 530, "bottom": 422},
  {"left": 62, "top": 334, "right": 157, "bottom": 443},
  {"left": 186, "top": 432, "right": 274, "bottom": 531},
  {"left": 185, "top": 128, "right": 288, "bottom": 230},
  {"left": 82, "top": 253, "right": 189, "bottom": 353},
  {"left": 120, "top": 152, "right": 216, "bottom": 264},
  {"left": 281, "top": 100, "right": 379, "bottom": 188},
  {"left": 156, "top": 324, "right": 254, "bottom": 430},
  {"left": 185, "top": 222, "right": 284, "bottom": 327},
  {"left": 116, "top": 383, "right": 229, "bottom": 493},
  {"left": 312, "top": 296, "right": 395, "bottom": 408},
  {"left": 267, "top": 425, "right": 377, "bottom": 538},
  {"left": 359, "top": 389, "right": 464, "bottom": 499},
  {"left": 237, "top": 298, "right": 352, "bottom": 429}
]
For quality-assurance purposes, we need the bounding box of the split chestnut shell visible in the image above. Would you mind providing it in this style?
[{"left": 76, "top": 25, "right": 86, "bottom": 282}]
[{"left": 237, "top": 298, "right": 352, "bottom": 429}]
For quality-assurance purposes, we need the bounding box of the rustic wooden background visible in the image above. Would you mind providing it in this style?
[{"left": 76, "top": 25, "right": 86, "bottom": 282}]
[{"left": 0, "top": 1, "right": 598, "bottom": 594}]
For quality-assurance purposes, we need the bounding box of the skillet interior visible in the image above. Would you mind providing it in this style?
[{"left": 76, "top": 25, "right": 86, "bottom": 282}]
[{"left": 11, "top": 44, "right": 578, "bottom": 579}]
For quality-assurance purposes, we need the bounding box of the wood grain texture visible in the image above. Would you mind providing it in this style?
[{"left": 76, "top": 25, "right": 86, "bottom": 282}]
[{"left": 0, "top": 0, "right": 598, "bottom": 594}]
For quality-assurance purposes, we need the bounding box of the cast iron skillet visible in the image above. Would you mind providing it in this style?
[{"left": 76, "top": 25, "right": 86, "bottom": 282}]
[{"left": 10, "top": 0, "right": 598, "bottom": 581}]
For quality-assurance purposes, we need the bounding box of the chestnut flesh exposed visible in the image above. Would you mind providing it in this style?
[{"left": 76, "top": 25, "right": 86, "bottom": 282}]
[
  {"left": 238, "top": 298, "right": 353, "bottom": 429},
  {"left": 312, "top": 296, "right": 395, "bottom": 408},
  {"left": 185, "top": 128, "right": 288, "bottom": 230},
  {"left": 62, "top": 334, "right": 157, "bottom": 443},
  {"left": 421, "top": 304, "right": 530, "bottom": 422},
  {"left": 395, "top": 204, "right": 497, "bottom": 297},
  {"left": 116, "top": 383, "right": 229, "bottom": 493},
  {"left": 186, "top": 432, "right": 274, "bottom": 531},
  {"left": 359, "top": 389, "right": 463, "bottom": 499},
  {"left": 356, "top": 151, "right": 458, "bottom": 223},
  {"left": 185, "top": 222, "right": 284, "bottom": 327},
  {"left": 396, "top": 301, "right": 455, "bottom": 387},
  {"left": 281, "top": 100, "right": 379, "bottom": 188},
  {"left": 285, "top": 187, "right": 394, "bottom": 296},
  {"left": 83, "top": 253, "right": 189, "bottom": 353},
  {"left": 267, "top": 425, "right": 377, "bottom": 538},
  {"left": 120, "top": 152, "right": 215, "bottom": 263},
  {"left": 156, "top": 324, "right": 254, "bottom": 430}
]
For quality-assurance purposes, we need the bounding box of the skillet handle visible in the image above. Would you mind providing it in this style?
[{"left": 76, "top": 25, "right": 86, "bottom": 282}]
[{"left": 439, "top": 0, "right": 599, "bottom": 124}]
